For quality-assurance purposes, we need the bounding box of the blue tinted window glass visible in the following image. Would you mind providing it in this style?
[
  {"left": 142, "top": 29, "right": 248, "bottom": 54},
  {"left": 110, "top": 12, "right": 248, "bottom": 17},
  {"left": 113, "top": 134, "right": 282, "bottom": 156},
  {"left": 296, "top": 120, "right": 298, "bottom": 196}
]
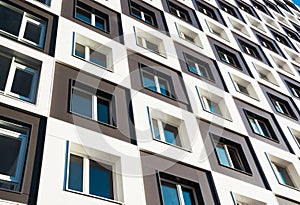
[
  {"left": 216, "top": 144, "right": 231, "bottom": 167},
  {"left": 71, "top": 89, "right": 92, "bottom": 118},
  {"left": 68, "top": 155, "right": 83, "bottom": 192},
  {"left": 161, "top": 182, "right": 180, "bottom": 205},
  {"left": 182, "top": 187, "right": 195, "bottom": 205},
  {"left": 163, "top": 124, "right": 179, "bottom": 146},
  {"left": 142, "top": 72, "right": 156, "bottom": 92},
  {"left": 90, "top": 49, "right": 107, "bottom": 67},
  {"left": 75, "top": 43, "right": 85, "bottom": 59},
  {"left": 89, "top": 161, "right": 113, "bottom": 199},
  {"left": 76, "top": 7, "right": 91, "bottom": 24},
  {"left": 158, "top": 78, "right": 170, "bottom": 96},
  {"left": 188, "top": 65, "right": 198, "bottom": 74},
  {"left": 95, "top": 16, "right": 105, "bottom": 31},
  {"left": 97, "top": 98, "right": 110, "bottom": 124}
]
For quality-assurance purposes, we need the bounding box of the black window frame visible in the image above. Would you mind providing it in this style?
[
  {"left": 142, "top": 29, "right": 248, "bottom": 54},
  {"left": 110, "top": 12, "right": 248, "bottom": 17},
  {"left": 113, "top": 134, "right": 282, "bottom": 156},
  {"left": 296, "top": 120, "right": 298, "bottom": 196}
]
[
  {"left": 255, "top": 31, "right": 284, "bottom": 56},
  {"left": 211, "top": 133, "right": 252, "bottom": 174},
  {"left": 74, "top": 0, "right": 110, "bottom": 33},
  {"left": 215, "top": 45, "right": 242, "bottom": 70},
  {"left": 167, "top": 1, "right": 192, "bottom": 23},
  {"left": 268, "top": 93, "right": 297, "bottom": 120},
  {"left": 283, "top": 0, "right": 299, "bottom": 11},
  {"left": 274, "top": 0, "right": 292, "bottom": 13},
  {"left": 197, "top": 1, "right": 218, "bottom": 21},
  {"left": 244, "top": 110, "right": 279, "bottom": 141},
  {"left": 251, "top": 0, "right": 273, "bottom": 17},
  {"left": 285, "top": 80, "right": 300, "bottom": 99},
  {"left": 158, "top": 172, "right": 205, "bottom": 205},
  {"left": 129, "top": 1, "right": 158, "bottom": 27},
  {"left": 269, "top": 28, "right": 296, "bottom": 50},
  {"left": 263, "top": 0, "right": 283, "bottom": 15},
  {"left": 236, "top": 0, "right": 258, "bottom": 18},
  {"left": 281, "top": 24, "right": 300, "bottom": 42},
  {"left": 139, "top": 64, "right": 177, "bottom": 99},
  {"left": 238, "top": 39, "right": 262, "bottom": 60}
]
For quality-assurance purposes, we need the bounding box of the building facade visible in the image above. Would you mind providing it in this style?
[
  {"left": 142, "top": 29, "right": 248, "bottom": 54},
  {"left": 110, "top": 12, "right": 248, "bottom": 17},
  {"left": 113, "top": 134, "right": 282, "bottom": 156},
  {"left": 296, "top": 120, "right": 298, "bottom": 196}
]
[{"left": 0, "top": 0, "right": 300, "bottom": 204}]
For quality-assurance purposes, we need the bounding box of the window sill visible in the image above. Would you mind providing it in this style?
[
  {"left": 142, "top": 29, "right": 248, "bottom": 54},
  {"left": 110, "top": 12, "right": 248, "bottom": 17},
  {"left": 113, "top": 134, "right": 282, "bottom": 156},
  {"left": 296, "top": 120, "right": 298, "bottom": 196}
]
[
  {"left": 69, "top": 111, "right": 117, "bottom": 129},
  {"left": 0, "top": 92, "right": 36, "bottom": 105},
  {"left": 74, "top": 18, "right": 110, "bottom": 34},
  {"left": 235, "top": 90, "right": 259, "bottom": 101},
  {"left": 188, "top": 70, "right": 216, "bottom": 83},
  {"left": 274, "top": 111, "right": 298, "bottom": 121},
  {"left": 218, "top": 163, "right": 253, "bottom": 176},
  {"left": 252, "top": 132, "right": 279, "bottom": 143},
  {"left": 143, "top": 87, "right": 178, "bottom": 101},
  {"left": 153, "top": 138, "right": 192, "bottom": 152},
  {"left": 136, "top": 44, "right": 167, "bottom": 58},
  {"left": 72, "top": 55, "right": 113, "bottom": 73},
  {"left": 219, "top": 60, "right": 243, "bottom": 71},
  {"left": 65, "top": 189, "right": 124, "bottom": 205},
  {"left": 277, "top": 182, "right": 300, "bottom": 192},
  {"left": 130, "top": 15, "right": 159, "bottom": 29},
  {"left": 203, "top": 109, "right": 232, "bottom": 122}
]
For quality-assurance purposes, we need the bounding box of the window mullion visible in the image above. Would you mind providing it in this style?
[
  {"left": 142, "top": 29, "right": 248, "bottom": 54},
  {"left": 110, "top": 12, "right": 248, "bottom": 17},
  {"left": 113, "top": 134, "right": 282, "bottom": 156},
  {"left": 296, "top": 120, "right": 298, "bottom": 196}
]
[
  {"left": 141, "top": 11, "right": 145, "bottom": 21},
  {"left": 177, "top": 184, "right": 185, "bottom": 205},
  {"left": 254, "top": 119, "right": 264, "bottom": 136},
  {"left": 83, "top": 157, "right": 90, "bottom": 194},
  {"left": 85, "top": 46, "right": 90, "bottom": 62},
  {"left": 195, "top": 63, "right": 201, "bottom": 76},
  {"left": 154, "top": 75, "right": 160, "bottom": 93},
  {"left": 18, "top": 12, "right": 27, "bottom": 40},
  {"left": 157, "top": 120, "right": 165, "bottom": 142},
  {"left": 5, "top": 57, "right": 16, "bottom": 94},
  {"left": 91, "top": 13, "right": 96, "bottom": 26},
  {"left": 92, "top": 95, "right": 97, "bottom": 121},
  {"left": 224, "top": 145, "right": 233, "bottom": 168}
]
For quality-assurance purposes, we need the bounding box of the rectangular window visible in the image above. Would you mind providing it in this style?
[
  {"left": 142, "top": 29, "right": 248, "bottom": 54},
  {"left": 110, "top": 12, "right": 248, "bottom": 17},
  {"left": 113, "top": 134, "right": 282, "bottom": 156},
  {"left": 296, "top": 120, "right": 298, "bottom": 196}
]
[
  {"left": 130, "top": 1, "right": 157, "bottom": 27},
  {"left": 257, "top": 35, "right": 280, "bottom": 54},
  {"left": 185, "top": 54, "right": 214, "bottom": 81},
  {"left": 239, "top": 40, "right": 262, "bottom": 60},
  {"left": 0, "top": 120, "right": 29, "bottom": 192},
  {"left": 286, "top": 81, "right": 300, "bottom": 98},
  {"left": 215, "top": 46, "right": 241, "bottom": 69},
  {"left": 269, "top": 94, "right": 297, "bottom": 119},
  {"left": 270, "top": 30, "right": 292, "bottom": 48},
  {"left": 168, "top": 1, "right": 191, "bottom": 23},
  {"left": 197, "top": 2, "right": 217, "bottom": 21},
  {"left": 0, "top": 1, "right": 46, "bottom": 48},
  {"left": 251, "top": 0, "right": 270, "bottom": 15},
  {"left": 0, "top": 53, "right": 39, "bottom": 103},
  {"left": 212, "top": 134, "right": 251, "bottom": 173},
  {"left": 237, "top": 1, "right": 256, "bottom": 16},
  {"left": 201, "top": 96, "right": 222, "bottom": 116},
  {"left": 159, "top": 173, "right": 203, "bottom": 205},
  {"left": 136, "top": 31, "right": 166, "bottom": 57},
  {"left": 245, "top": 110, "right": 277, "bottom": 140},
  {"left": 75, "top": 0, "right": 109, "bottom": 32},
  {"left": 270, "top": 159, "right": 298, "bottom": 188},
  {"left": 70, "top": 81, "right": 115, "bottom": 126},
  {"left": 141, "top": 66, "right": 175, "bottom": 98},
  {"left": 151, "top": 118, "right": 181, "bottom": 147},
  {"left": 219, "top": 2, "right": 238, "bottom": 18},
  {"left": 73, "top": 33, "right": 112, "bottom": 70},
  {"left": 282, "top": 27, "right": 300, "bottom": 42},
  {"left": 68, "top": 154, "right": 114, "bottom": 199}
]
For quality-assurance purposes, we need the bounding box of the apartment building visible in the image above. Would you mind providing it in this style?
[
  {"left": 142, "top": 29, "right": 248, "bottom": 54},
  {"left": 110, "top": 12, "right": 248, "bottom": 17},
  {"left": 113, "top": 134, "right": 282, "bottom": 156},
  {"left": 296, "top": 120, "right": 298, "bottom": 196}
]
[{"left": 0, "top": 0, "right": 300, "bottom": 204}]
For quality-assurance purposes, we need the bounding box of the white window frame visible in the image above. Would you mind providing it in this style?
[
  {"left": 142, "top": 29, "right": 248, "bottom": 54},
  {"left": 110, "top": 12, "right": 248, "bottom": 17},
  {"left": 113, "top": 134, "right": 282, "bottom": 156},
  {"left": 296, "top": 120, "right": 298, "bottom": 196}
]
[
  {"left": 0, "top": 126, "right": 28, "bottom": 191},
  {"left": 0, "top": 2, "right": 46, "bottom": 48},
  {"left": 66, "top": 152, "right": 120, "bottom": 203},
  {"left": 151, "top": 118, "right": 181, "bottom": 147},
  {"left": 201, "top": 96, "right": 222, "bottom": 116},
  {"left": 70, "top": 85, "right": 113, "bottom": 125},
  {"left": 130, "top": 4, "right": 155, "bottom": 25},
  {"left": 160, "top": 179, "right": 198, "bottom": 205},
  {"left": 0, "top": 56, "right": 39, "bottom": 103},
  {"left": 270, "top": 161, "right": 297, "bottom": 188},
  {"left": 186, "top": 58, "right": 213, "bottom": 80}
]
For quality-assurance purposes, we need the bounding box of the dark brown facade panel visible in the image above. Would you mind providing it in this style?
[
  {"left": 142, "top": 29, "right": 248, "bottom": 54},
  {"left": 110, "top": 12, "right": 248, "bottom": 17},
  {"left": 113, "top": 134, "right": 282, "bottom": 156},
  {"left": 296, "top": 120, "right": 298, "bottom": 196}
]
[
  {"left": 234, "top": 98, "right": 291, "bottom": 151},
  {"left": 120, "top": 0, "right": 169, "bottom": 33},
  {"left": 50, "top": 62, "right": 133, "bottom": 143},
  {"left": 61, "top": 0, "right": 122, "bottom": 41},
  {"left": 1, "top": 0, "right": 57, "bottom": 55},
  {"left": 127, "top": 51, "right": 192, "bottom": 112},
  {"left": 140, "top": 151, "right": 218, "bottom": 205},
  {"left": 197, "top": 119, "right": 266, "bottom": 188},
  {"left": 0, "top": 104, "right": 45, "bottom": 204}
]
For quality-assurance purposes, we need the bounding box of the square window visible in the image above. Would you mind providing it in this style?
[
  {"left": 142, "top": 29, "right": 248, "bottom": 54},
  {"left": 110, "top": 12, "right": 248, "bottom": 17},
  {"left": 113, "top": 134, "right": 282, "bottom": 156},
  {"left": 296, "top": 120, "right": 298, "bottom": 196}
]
[
  {"left": 268, "top": 155, "right": 299, "bottom": 189},
  {"left": 215, "top": 46, "right": 241, "bottom": 69},
  {"left": 257, "top": 35, "right": 281, "bottom": 54},
  {"left": 176, "top": 23, "right": 202, "bottom": 47},
  {"left": 68, "top": 154, "right": 114, "bottom": 199},
  {"left": 185, "top": 54, "right": 214, "bottom": 81},
  {"left": 237, "top": 0, "right": 256, "bottom": 17},
  {"left": 0, "top": 2, "right": 46, "bottom": 48},
  {"left": 230, "top": 74, "right": 258, "bottom": 99},
  {"left": 251, "top": 0, "right": 270, "bottom": 15},
  {"left": 239, "top": 40, "right": 262, "bottom": 60},
  {"left": 70, "top": 81, "right": 115, "bottom": 126},
  {"left": 198, "top": 89, "right": 231, "bottom": 120},
  {"left": 270, "top": 30, "right": 292, "bottom": 48},
  {"left": 268, "top": 93, "right": 297, "bottom": 119},
  {"left": 219, "top": 1, "right": 238, "bottom": 18},
  {"left": 0, "top": 120, "right": 29, "bottom": 192},
  {"left": 245, "top": 110, "right": 278, "bottom": 140},
  {"left": 130, "top": 1, "right": 157, "bottom": 27},
  {"left": 73, "top": 34, "right": 112, "bottom": 70},
  {"left": 75, "top": 1, "right": 109, "bottom": 33},
  {"left": 0, "top": 53, "right": 39, "bottom": 103},
  {"left": 141, "top": 66, "right": 175, "bottom": 98},
  {"left": 197, "top": 2, "right": 218, "bottom": 21},
  {"left": 211, "top": 134, "right": 251, "bottom": 173},
  {"left": 135, "top": 28, "right": 166, "bottom": 57},
  {"left": 168, "top": 1, "right": 191, "bottom": 23},
  {"left": 159, "top": 173, "right": 203, "bottom": 205},
  {"left": 286, "top": 81, "right": 300, "bottom": 98}
]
